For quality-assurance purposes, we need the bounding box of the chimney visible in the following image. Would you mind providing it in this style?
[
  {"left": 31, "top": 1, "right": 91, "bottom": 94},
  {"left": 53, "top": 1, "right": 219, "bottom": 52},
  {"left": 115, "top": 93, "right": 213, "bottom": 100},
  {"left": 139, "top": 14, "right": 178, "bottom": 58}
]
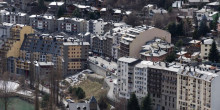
[{"left": 189, "top": 68, "right": 191, "bottom": 72}]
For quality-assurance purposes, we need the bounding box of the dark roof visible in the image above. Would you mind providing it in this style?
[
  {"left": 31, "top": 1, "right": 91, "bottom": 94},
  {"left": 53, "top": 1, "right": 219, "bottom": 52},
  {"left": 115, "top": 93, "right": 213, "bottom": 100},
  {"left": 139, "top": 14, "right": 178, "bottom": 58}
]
[
  {"left": 20, "top": 35, "right": 63, "bottom": 55},
  {"left": 89, "top": 96, "right": 97, "bottom": 103},
  {"left": 128, "top": 59, "right": 142, "bottom": 66}
]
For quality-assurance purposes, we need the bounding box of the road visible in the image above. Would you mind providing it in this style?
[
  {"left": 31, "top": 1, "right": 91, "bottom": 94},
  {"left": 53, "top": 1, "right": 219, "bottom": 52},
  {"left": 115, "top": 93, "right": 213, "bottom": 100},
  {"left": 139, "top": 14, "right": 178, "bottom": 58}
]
[
  {"left": 88, "top": 56, "right": 118, "bottom": 71},
  {"left": 105, "top": 76, "right": 117, "bottom": 101}
]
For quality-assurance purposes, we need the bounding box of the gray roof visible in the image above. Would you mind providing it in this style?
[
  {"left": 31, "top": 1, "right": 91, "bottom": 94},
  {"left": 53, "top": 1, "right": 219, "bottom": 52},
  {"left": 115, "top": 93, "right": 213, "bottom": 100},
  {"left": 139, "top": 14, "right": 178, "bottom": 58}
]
[
  {"left": 63, "top": 42, "right": 90, "bottom": 46},
  {"left": 68, "top": 103, "right": 90, "bottom": 110},
  {"left": 118, "top": 57, "right": 138, "bottom": 63},
  {"left": 189, "top": 0, "right": 209, "bottom": 3}
]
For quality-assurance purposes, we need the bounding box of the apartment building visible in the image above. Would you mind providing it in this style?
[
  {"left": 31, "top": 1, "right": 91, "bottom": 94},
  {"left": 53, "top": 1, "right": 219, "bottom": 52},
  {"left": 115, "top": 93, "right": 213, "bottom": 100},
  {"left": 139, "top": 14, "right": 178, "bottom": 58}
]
[
  {"left": 34, "top": 61, "right": 54, "bottom": 85},
  {"left": 148, "top": 63, "right": 179, "bottom": 110},
  {"left": 63, "top": 40, "right": 90, "bottom": 75},
  {"left": 195, "top": 7, "right": 217, "bottom": 23},
  {"left": 88, "top": 19, "right": 106, "bottom": 35},
  {"left": 0, "top": 24, "right": 34, "bottom": 73},
  {"left": 91, "top": 33, "right": 113, "bottom": 58},
  {"left": 117, "top": 57, "right": 142, "bottom": 99},
  {"left": 116, "top": 58, "right": 220, "bottom": 110},
  {"left": 57, "top": 17, "right": 87, "bottom": 34},
  {"left": 140, "top": 37, "right": 173, "bottom": 62},
  {"left": 119, "top": 26, "right": 171, "bottom": 58},
  {"left": 14, "top": 0, "right": 35, "bottom": 11},
  {"left": 29, "top": 15, "right": 56, "bottom": 33},
  {"left": 200, "top": 39, "right": 214, "bottom": 59},
  {"left": 0, "top": 22, "right": 13, "bottom": 42},
  {"left": 13, "top": 34, "right": 90, "bottom": 76},
  {"left": 0, "top": 10, "right": 28, "bottom": 24}
]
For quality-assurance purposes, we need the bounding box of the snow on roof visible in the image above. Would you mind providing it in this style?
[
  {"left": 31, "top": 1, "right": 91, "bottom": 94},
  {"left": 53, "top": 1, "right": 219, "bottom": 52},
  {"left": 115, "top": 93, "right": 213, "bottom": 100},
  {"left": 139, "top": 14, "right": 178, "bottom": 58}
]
[
  {"left": 189, "top": 40, "right": 201, "bottom": 44},
  {"left": 118, "top": 57, "right": 138, "bottom": 63},
  {"left": 73, "top": 4, "right": 89, "bottom": 9},
  {"left": 29, "top": 15, "right": 54, "bottom": 19},
  {"left": 189, "top": 0, "right": 209, "bottom": 3},
  {"left": 207, "top": 1, "right": 219, "bottom": 5},
  {"left": 38, "top": 62, "right": 54, "bottom": 66},
  {"left": 49, "top": 2, "right": 64, "bottom": 6},
  {"left": 152, "top": 8, "right": 168, "bottom": 14},
  {"left": 5, "top": 11, "right": 26, "bottom": 16},
  {"left": 178, "top": 56, "right": 191, "bottom": 62},
  {"left": 100, "top": 8, "right": 106, "bottom": 11},
  {"left": 140, "top": 49, "right": 167, "bottom": 57},
  {"left": 177, "top": 51, "right": 187, "bottom": 55},
  {"left": 114, "top": 9, "right": 121, "bottom": 14},
  {"left": 172, "top": 1, "right": 184, "bottom": 8},
  {"left": 203, "top": 39, "right": 213, "bottom": 45},
  {"left": 196, "top": 8, "right": 212, "bottom": 13},
  {"left": 192, "top": 52, "right": 200, "bottom": 56},
  {"left": 125, "top": 11, "right": 132, "bottom": 15},
  {"left": 135, "top": 61, "right": 153, "bottom": 68},
  {"left": 63, "top": 42, "right": 90, "bottom": 46},
  {"left": 2, "top": 22, "right": 13, "bottom": 27}
]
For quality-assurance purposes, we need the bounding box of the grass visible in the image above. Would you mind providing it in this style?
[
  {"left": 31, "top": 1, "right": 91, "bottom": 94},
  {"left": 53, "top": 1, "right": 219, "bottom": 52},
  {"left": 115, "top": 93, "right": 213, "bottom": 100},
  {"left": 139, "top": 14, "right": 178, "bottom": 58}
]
[{"left": 75, "top": 79, "right": 107, "bottom": 101}]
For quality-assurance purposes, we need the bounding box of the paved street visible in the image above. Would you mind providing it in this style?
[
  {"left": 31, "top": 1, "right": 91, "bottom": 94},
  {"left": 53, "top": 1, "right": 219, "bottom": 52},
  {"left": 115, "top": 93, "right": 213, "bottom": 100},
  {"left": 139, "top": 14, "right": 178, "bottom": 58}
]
[
  {"left": 105, "top": 76, "right": 117, "bottom": 101},
  {"left": 88, "top": 56, "right": 118, "bottom": 71}
]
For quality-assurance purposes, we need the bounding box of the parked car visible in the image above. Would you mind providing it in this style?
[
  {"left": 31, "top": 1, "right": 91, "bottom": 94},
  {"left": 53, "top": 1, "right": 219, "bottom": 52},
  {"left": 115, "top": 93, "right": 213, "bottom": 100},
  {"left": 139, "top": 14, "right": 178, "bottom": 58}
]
[{"left": 110, "top": 79, "right": 113, "bottom": 82}]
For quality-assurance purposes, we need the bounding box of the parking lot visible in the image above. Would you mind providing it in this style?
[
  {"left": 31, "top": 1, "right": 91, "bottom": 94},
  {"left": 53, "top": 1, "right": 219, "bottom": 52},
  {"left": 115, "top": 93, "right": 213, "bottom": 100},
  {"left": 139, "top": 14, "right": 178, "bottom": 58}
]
[{"left": 88, "top": 56, "right": 118, "bottom": 74}]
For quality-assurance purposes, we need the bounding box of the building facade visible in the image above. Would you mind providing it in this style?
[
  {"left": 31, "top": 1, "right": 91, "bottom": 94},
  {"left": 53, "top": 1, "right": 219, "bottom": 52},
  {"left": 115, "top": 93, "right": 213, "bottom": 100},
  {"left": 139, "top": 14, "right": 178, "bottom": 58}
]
[
  {"left": 119, "top": 26, "right": 171, "bottom": 59},
  {"left": 57, "top": 17, "right": 87, "bottom": 34},
  {"left": 29, "top": 15, "right": 57, "bottom": 33},
  {"left": 116, "top": 58, "right": 220, "bottom": 110}
]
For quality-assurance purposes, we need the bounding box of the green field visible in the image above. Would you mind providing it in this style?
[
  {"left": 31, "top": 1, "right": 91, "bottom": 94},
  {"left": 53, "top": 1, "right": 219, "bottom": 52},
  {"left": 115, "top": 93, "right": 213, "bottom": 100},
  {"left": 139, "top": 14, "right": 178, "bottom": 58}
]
[{"left": 0, "top": 97, "right": 34, "bottom": 110}]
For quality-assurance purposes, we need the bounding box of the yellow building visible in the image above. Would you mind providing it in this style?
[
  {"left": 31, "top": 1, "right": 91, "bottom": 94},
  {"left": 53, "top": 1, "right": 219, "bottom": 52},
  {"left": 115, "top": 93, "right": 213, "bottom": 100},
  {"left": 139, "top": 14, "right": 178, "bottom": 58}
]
[{"left": 0, "top": 24, "right": 34, "bottom": 73}]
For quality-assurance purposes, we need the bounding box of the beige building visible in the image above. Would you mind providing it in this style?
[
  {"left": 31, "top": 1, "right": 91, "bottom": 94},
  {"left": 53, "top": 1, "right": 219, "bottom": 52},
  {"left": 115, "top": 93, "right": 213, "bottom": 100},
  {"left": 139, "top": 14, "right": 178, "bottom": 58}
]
[
  {"left": 200, "top": 39, "right": 214, "bottom": 60},
  {"left": 63, "top": 41, "right": 90, "bottom": 75},
  {"left": 0, "top": 24, "right": 34, "bottom": 73},
  {"left": 119, "top": 26, "right": 171, "bottom": 58}
]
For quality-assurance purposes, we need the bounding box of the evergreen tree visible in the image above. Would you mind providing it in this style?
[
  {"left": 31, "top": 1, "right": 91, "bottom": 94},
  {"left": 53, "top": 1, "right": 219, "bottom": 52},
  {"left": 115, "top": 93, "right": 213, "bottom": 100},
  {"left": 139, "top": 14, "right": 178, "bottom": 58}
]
[
  {"left": 208, "top": 40, "right": 219, "bottom": 62},
  {"left": 57, "top": 7, "right": 65, "bottom": 18},
  {"left": 165, "top": 52, "right": 176, "bottom": 63},
  {"left": 38, "top": 0, "right": 45, "bottom": 9},
  {"left": 73, "top": 9, "right": 81, "bottom": 18},
  {"left": 127, "top": 93, "right": 140, "bottom": 110},
  {"left": 193, "top": 28, "right": 199, "bottom": 39},
  {"left": 141, "top": 94, "right": 152, "bottom": 110},
  {"left": 212, "top": 14, "right": 219, "bottom": 31},
  {"left": 167, "top": 22, "right": 176, "bottom": 37},
  {"left": 198, "top": 16, "right": 209, "bottom": 36},
  {"left": 176, "top": 21, "right": 184, "bottom": 36}
]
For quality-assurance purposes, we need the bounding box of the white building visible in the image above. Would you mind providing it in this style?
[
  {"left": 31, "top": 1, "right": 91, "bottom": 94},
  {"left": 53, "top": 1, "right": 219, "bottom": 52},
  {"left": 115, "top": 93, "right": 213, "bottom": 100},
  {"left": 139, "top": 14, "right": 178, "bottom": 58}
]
[
  {"left": 88, "top": 19, "right": 106, "bottom": 35},
  {"left": 57, "top": 17, "right": 87, "bottom": 34},
  {"left": 133, "top": 61, "right": 153, "bottom": 99},
  {"left": 0, "top": 10, "right": 28, "bottom": 24},
  {"left": 29, "top": 15, "right": 56, "bottom": 32},
  {"left": 0, "top": 22, "right": 13, "bottom": 48},
  {"left": 196, "top": 7, "right": 218, "bottom": 22},
  {"left": 116, "top": 58, "right": 220, "bottom": 110}
]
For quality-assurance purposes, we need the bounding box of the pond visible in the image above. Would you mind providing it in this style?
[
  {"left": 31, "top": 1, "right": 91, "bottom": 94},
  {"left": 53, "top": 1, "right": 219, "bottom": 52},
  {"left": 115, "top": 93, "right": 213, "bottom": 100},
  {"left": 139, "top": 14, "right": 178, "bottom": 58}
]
[{"left": 0, "top": 97, "right": 34, "bottom": 110}]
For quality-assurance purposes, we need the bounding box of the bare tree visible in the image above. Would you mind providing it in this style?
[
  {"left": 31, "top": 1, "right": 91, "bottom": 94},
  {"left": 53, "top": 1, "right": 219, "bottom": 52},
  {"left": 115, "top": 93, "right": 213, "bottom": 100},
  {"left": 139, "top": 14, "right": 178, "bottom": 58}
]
[
  {"left": 30, "top": 55, "right": 35, "bottom": 89},
  {"left": 124, "top": 13, "right": 141, "bottom": 27},
  {"left": 115, "top": 98, "right": 127, "bottom": 110},
  {"left": 34, "top": 61, "right": 40, "bottom": 110},
  {"left": 0, "top": 72, "right": 17, "bottom": 110}
]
